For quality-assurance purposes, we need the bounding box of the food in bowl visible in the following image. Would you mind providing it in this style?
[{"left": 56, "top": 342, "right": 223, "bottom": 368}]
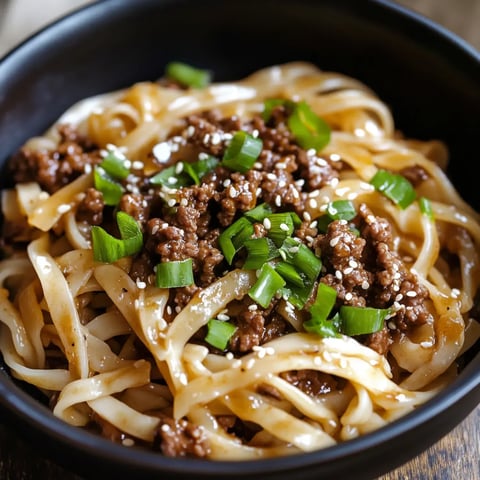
[{"left": 0, "top": 61, "right": 479, "bottom": 460}]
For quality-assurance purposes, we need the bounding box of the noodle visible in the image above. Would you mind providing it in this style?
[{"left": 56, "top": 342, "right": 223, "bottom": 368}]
[{"left": 0, "top": 62, "right": 478, "bottom": 459}]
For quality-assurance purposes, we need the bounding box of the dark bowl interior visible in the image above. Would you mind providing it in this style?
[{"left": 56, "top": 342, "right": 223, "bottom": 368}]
[{"left": 0, "top": 0, "right": 479, "bottom": 479}]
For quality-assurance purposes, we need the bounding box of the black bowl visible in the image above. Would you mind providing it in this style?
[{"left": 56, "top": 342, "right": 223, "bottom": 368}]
[{"left": 0, "top": 1, "right": 479, "bottom": 479}]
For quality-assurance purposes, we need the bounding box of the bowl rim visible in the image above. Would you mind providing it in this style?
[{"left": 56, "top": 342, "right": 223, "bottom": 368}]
[{"left": 0, "top": 0, "right": 479, "bottom": 477}]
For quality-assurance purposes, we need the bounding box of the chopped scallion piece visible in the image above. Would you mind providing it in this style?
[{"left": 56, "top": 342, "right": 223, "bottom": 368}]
[
  {"left": 248, "top": 263, "right": 286, "bottom": 308},
  {"left": 205, "top": 319, "right": 237, "bottom": 350},
  {"left": 93, "top": 166, "right": 124, "bottom": 206},
  {"left": 218, "top": 217, "right": 254, "bottom": 264},
  {"left": 339, "top": 305, "right": 390, "bottom": 335},
  {"left": 244, "top": 202, "right": 273, "bottom": 222},
  {"left": 222, "top": 131, "right": 263, "bottom": 173},
  {"left": 183, "top": 155, "right": 219, "bottom": 185},
  {"left": 99, "top": 152, "right": 130, "bottom": 180},
  {"left": 326, "top": 200, "right": 357, "bottom": 221},
  {"left": 275, "top": 261, "right": 305, "bottom": 287},
  {"left": 303, "top": 283, "right": 340, "bottom": 337},
  {"left": 370, "top": 169, "right": 416, "bottom": 209},
  {"left": 243, "top": 237, "right": 279, "bottom": 270},
  {"left": 288, "top": 101, "right": 330, "bottom": 151},
  {"left": 155, "top": 258, "right": 194, "bottom": 288},
  {"left": 280, "top": 237, "right": 322, "bottom": 282},
  {"left": 266, "top": 213, "right": 295, "bottom": 247},
  {"left": 165, "top": 62, "right": 211, "bottom": 89},
  {"left": 262, "top": 98, "right": 293, "bottom": 123},
  {"left": 419, "top": 196, "right": 434, "bottom": 220},
  {"left": 91, "top": 211, "right": 143, "bottom": 263}
]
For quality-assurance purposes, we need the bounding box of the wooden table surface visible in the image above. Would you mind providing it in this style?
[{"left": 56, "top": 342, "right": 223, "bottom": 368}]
[{"left": 0, "top": 0, "right": 479, "bottom": 479}]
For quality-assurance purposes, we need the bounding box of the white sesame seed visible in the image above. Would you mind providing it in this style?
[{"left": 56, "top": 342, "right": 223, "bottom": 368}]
[
  {"left": 275, "top": 195, "right": 282, "bottom": 207},
  {"left": 345, "top": 292, "right": 353, "bottom": 301},
  {"left": 226, "top": 352, "right": 234, "bottom": 360},
  {"left": 280, "top": 223, "right": 289, "bottom": 232},
  {"left": 211, "top": 132, "right": 221, "bottom": 145},
  {"left": 361, "top": 281, "right": 370, "bottom": 289},
  {"left": 330, "top": 153, "right": 341, "bottom": 161},
  {"left": 203, "top": 133, "right": 210, "bottom": 144},
  {"left": 307, "top": 148, "right": 316, "bottom": 157},
  {"left": 309, "top": 198, "right": 318, "bottom": 209},
  {"left": 57, "top": 204, "right": 71, "bottom": 214},
  {"left": 136, "top": 279, "right": 147, "bottom": 289},
  {"left": 388, "top": 321, "right": 396, "bottom": 330},
  {"left": 303, "top": 211, "right": 311, "bottom": 222},
  {"left": 180, "top": 198, "right": 188, "bottom": 207},
  {"left": 395, "top": 293, "right": 403, "bottom": 302},
  {"left": 251, "top": 129, "right": 259, "bottom": 138},
  {"left": 248, "top": 304, "right": 258, "bottom": 311},
  {"left": 344, "top": 267, "right": 353, "bottom": 275},
  {"left": 132, "top": 160, "right": 144, "bottom": 170},
  {"left": 166, "top": 306, "right": 172, "bottom": 315},
  {"left": 276, "top": 162, "right": 287, "bottom": 169},
  {"left": 167, "top": 198, "right": 176, "bottom": 207},
  {"left": 253, "top": 162, "right": 262, "bottom": 169},
  {"left": 266, "top": 173, "right": 276, "bottom": 180},
  {"left": 329, "top": 236, "right": 340, "bottom": 247},
  {"left": 186, "top": 125, "right": 195, "bottom": 137},
  {"left": 348, "top": 259, "right": 358, "bottom": 268},
  {"left": 223, "top": 178, "right": 231, "bottom": 187},
  {"left": 335, "top": 270, "right": 343, "bottom": 280},
  {"left": 152, "top": 142, "right": 171, "bottom": 162},
  {"left": 228, "top": 186, "right": 238, "bottom": 198},
  {"left": 263, "top": 218, "right": 272, "bottom": 229},
  {"left": 175, "top": 162, "right": 184, "bottom": 174},
  {"left": 84, "top": 164, "right": 92, "bottom": 174},
  {"left": 245, "top": 358, "right": 256, "bottom": 369},
  {"left": 217, "top": 313, "right": 230, "bottom": 321},
  {"left": 198, "top": 152, "right": 209, "bottom": 160},
  {"left": 406, "top": 290, "right": 417, "bottom": 297}
]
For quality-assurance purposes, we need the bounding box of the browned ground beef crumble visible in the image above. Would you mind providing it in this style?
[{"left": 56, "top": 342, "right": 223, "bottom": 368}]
[{"left": 5, "top": 106, "right": 434, "bottom": 457}]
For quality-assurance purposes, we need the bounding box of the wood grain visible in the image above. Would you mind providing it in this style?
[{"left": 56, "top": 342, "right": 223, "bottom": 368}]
[{"left": 0, "top": 0, "right": 478, "bottom": 479}]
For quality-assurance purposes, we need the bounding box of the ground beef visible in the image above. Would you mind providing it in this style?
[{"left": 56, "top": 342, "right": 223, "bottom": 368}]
[
  {"left": 76, "top": 188, "right": 104, "bottom": 225},
  {"left": 280, "top": 370, "right": 338, "bottom": 396},
  {"left": 154, "top": 415, "right": 210, "bottom": 458},
  {"left": 9, "top": 124, "right": 102, "bottom": 193}
]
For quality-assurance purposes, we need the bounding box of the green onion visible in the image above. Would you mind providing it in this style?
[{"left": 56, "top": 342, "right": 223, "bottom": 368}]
[
  {"left": 339, "top": 305, "right": 390, "bottom": 335},
  {"left": 93, "top": 167, "right": 124, "bottom": 206},
  {"left": 183, "top": 155, "right": 219, "bottom": 185},
  {"left": 288, "top": 101, "right": 330, "bottom": 151},
  {"left": 326, "top": 200, "right": 357, "bottom": 221},
  {"left": 91, "top": 211, "right": 143, "bottom": 263},
  {"left": 303, "top": 283, "right": 340, "bottom": 337},
  {"left": 262, "top": 98, "right": 292, "bottom": 123},
  {"left": 165, "top": 62, "right": 211, "bottom": 89},
  {"left": 280, "top": 237, "right": 322, "bottom": 283},
  {"left": 248, "top": 263, "right": 286, "bottom": 308},
  {"left": 244, "top": 202, "right": 273, "bottom": 222},
  {"left": 419, "top": 196, "right": 434, "bottom": 220},
  {"left": 222, "top": 131, "right": 263, "bottom": 173},
  {"left": 205, "top": 319, "right": 237, "bottom": 350},
  {"left": 275, "top": 261, "right": 305, "bottom": 287},
  {"left": 370, "top": 169, "right": 416, "bottom": 209},
  {"left": 155, "top": 258, "right": 194, "bottom": 288},
  {"left": 265, "top": 213, "right": 295, "bottom": 247},
  {"left": 243, "top": 237, "right": 279, "bottom": 270},
  {"left": 99, "top": 152, "right": 130, "bottom": 180},
  {"left": 150, "top": 156, "right": 218, "bottom": 188},
  {"left": 218, "top": 217, "right": 254, "bottom": 264}
]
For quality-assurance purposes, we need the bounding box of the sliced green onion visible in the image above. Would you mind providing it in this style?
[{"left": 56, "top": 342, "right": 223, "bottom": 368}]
[
  {"left": 339, "top": 305, "right": 390, "bottom": 336},
  {"left": 205, "top": 319, "right": 237, "bottom": 350},
  {"left": 275, "top": 261, "right": 305, "bottom": 287},
  {"left": 99, "top": 152, "right": 130, "bottom": 180},
  {"left": 243, "top": 237, "right": 279, "bottom": 270},
  {"left": 280, "top": 237, "right": 322, "bottom": 283},
  {"left": 91, "top": 211, "right": 143, "bottom": 263},
  {"left": 326, "top": 200, "right": 357, "bottom": 221},
  {"left": 155, "top": 258, "right": 194, "bottom": 288},
  {"left": 222, "top": 131, "right": 263, "bottom": 173},
  {"left": 218, "top": 217, "right": 254, "bottom": 264},
  {"left": 150, "top": 164, "right": 190, "bottom": 188},
  {"left": 286, "top": 281, "right": 315, "bottom": 309},
  {"left": 183, "top": 155, "right": 219, "bottom": 185},
  {"left": 248, "top": 263, "right": 286, "bottom": 308},
  {"left": 93, "top": 166, "right": 124, "bottom": 206},
  {"left": 303, "top": 283, "right": 340, "bottom": 337},
  {"left": 370, "top": 169, "right": 416, "bottom": 209},
  {"left": 265, "top": 213, "right": 295, "bottom": 247},
  {"left": 262, "top": 98, "right": 292, "bottom": 123},
  {"left": 288, "top": 101, "right": 330, "bottom": 151},
  {"left": 244, "top": 202, "right": 273, "bottom": 222},
  {"left": 165, "top": 62, "right": 211, "bottom": 89},
  {"left": 419, "top": 196, "right": 434, "bottom": 220}
]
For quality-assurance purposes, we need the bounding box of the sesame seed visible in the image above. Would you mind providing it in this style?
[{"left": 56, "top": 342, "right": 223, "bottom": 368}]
[
  {"left": 217, "top": 313, "right": 230, "bottom": 321},
  {"left": 344, "top": 267, "right": 353, "bottom": 275},
  {"left": 387, "top": 321, "right": 396, "bottom": 330},
  {"left": 263, "top": 218, "right": 272, "bottom": 229},
  {"left": 198, "top": 152, "right": 209, "bottom": 160},
  {"left": 180, "top": 198, "right": 188, "bottom": 207},
  {"left": 308, "top": 198, "right": 318, "bottom": 209},
  {"left": 275, "top": 195, "right": 282, "bottom": 207},
  {"left": 228, "top": 186, "right": 238, "bottom": 198},
  {"left": 329, "top": 236, "right": 340, "bottom": 247},
  {"left": 348, "top": 259, "right": 358, "bottom": 268},
  {"left": 203, "top": 133, "right": 210, "bottom": 144},
  {"left": 406, "top": 290, "right": 417, "bottom": 297},
  {"left": 395, "top": 293, "right": 403, "bottom": 302},
  {"left": 136, "top": 279, "right": 147, "bottom": 289},
  {"left": 276, "top": 162, "right": 287, "bottom": 169},
  {"left": 330, "top": 153, "right": 341, "bottom": 161},
  {"left": 361, "top": 281, "right": 370, "bottom": 289},
  {"left": 223, "top": 178, "right": 231, "bottom": 187},
  {"left": 266, "top": 173, "right": 276, "bottom": 180},
  {"left": 252, "top": 129, "right": 259, "bottom": 138},
  {"left": 226, "top": 352, "right": 234, "bottom": 360},
  {"left": 175, "top": 162, "right": 184, "bottom": 174},
  {"left": 245, "top": 358, "right": 256, "bottom": 369},
  {"left": 315, "top": 157, "right": 327, "bottom": 167},
  {"left": 211, "top": 132, "right": 221, "bottom": 145},
  {"left": 279, "top": 223, "right": 289, "bottom": 232},
  {"left": 303, "top": 211, "right": 311, "bottom": 222},
  {"left": 335, "top": 270, "right": 343, "bottom": 280},
  {"left": 152, "top": 142, "right": 171, "bottom": 162},
  {"left": 132, "top": 160, "right": 144, "bottom": 170},
  {"left": 84, "top": 164, "right": 92, "bottom": 174},
  {"left": 307, "top": 148, "right": 316, "bottom": 157},
  {"left": 57, "top": 204, "right": 71, "bottom": 214},
  {"left": 166, "top": 306, "right": 172, "bottom": 315},
  {"left": 248, "top": 304, "right": 258, "bottom": 311},
  {"left": 345, "top": 292, "right": 353, "bottom": 301},
  {"left": 253, "top": 162, "right": 262, "bottom": 169},
  {"left": 167, "top": 198, "right": 176, "bottom": 207},
  {"left": 186, "top": 125, "right": 195, "bottom": 137},
  {"left": 256, "top": 187, "right": 262, "bottom": 196}
]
